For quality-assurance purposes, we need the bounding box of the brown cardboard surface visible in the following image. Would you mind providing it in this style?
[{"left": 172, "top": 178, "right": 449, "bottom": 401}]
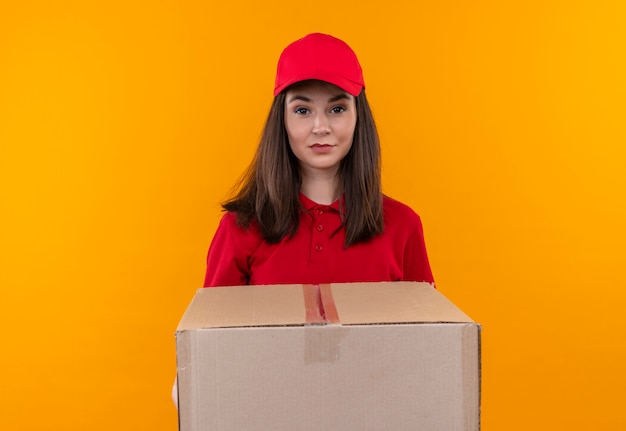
[
  {"left": 176, "top": 284, "right": 306, "bottom": 330},
  {"left": 330, "top": 281, "right": 473, "bottom": 324},
  {"left": 176, "top": 282, "right": 481, "bottom": 431}
]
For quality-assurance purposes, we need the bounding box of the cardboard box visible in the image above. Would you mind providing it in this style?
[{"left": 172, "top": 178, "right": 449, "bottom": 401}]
[{"left": 176, "top": 282, "right": 481, "bottom": 431}]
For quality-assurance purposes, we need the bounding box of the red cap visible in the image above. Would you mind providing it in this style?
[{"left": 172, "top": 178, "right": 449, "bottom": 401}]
[{"left": 274, "top": 33, "right": 365, "bottom": 97}]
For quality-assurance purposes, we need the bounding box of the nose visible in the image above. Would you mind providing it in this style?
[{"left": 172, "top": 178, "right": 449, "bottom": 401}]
[{"left": 312, "top": 113, "right": 330, "bottom": 135}]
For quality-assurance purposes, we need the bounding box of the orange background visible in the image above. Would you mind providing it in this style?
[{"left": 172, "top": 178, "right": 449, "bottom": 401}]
[{"left": 1, "top": 1, "right": 625, "bottom": 429}]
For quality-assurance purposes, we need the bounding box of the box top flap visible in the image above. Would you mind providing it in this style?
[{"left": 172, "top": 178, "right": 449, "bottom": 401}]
[
  {"left": 176, "top": 284, "right": 306, "bottom": 331},
  {"left": 176, "top": 282, "right": 474, "bottom": 331},
  {"left": 329, "top": 282, "right": 473, "bottom": 324}
]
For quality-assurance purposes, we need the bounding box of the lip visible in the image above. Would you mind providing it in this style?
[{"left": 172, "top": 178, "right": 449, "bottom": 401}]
[{"left": 310, "top": 144, "right": 334, "bottom": 154}]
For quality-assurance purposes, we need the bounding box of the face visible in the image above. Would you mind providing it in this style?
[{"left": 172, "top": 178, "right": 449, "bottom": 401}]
[{"left": 284, "top": 80, "right": 357, "bottom": 177}]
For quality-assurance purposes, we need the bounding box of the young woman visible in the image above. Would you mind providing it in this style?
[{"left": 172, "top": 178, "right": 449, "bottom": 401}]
[
  {"left": 174, "top": 33, "right": 434, "bottom": 406},
  {"left": 203, "top": 33, "right": 434, "bottom": 287}
]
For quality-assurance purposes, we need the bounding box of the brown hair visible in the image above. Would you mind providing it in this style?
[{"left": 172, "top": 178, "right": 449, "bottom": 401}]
[{"left": 223, "top": 89, "right": 383, "bottom": 247}]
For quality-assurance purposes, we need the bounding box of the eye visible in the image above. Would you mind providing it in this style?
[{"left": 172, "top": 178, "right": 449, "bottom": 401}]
[
  {"left": 330, "top": 105, "right": 347, "bottom": 114},
  {"left": 293, "top": 107, "right": 310, "bottom": 115}
]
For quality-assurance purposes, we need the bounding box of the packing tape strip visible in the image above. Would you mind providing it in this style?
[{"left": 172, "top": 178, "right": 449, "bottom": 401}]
[
  {"left": 304, "top": 325, "right": 342, "bottom": 364},
  {"left": 319, "top": 283, "right": 339, "bottom": 324},
  {"left": 303, "top": 284, "right": 343, "bottom": 364},
  {"left": 302, "top": 284, "right": 325, "bottom": 324}
]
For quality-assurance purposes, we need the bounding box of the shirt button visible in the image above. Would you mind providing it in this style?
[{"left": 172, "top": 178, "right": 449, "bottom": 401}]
[
  {"left": 315, "top": 208, "right": 324, "bottom": 215},
  {"left": 315, "top": 244, "right": 324, "bottom": 252},
  {"left": 316, "top": 224, "right": 324, "bottom": 232}
]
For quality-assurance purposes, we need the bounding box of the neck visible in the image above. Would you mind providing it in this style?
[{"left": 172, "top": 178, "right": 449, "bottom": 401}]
[{"left": 300, "top": 168, "right": 340, "bottom": 205}]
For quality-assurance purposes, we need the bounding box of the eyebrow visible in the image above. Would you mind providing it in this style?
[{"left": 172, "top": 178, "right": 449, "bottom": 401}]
[{"left": 287, "top": 93, "right": 351, "bottom": 103}]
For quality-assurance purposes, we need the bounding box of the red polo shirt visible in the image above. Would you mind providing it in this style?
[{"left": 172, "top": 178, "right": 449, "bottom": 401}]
[{"left": 204, "top": 194, "right": 434, "bottom": 287}]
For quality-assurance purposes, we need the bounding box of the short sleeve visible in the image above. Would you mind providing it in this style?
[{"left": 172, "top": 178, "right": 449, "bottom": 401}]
[
  {"left": 203, "top": 212, "right": 251, "bottom": 287},
  {"left": 402, "top": 214, "right": 435, "bottom": 285}
]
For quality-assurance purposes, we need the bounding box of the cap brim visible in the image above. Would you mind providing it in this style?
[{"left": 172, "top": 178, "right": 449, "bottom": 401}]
[{"left": 274, "top": 74, "right": 363, "bottom": 97}]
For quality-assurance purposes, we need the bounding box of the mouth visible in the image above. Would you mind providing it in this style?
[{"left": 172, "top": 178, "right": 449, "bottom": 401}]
[{"left": 310, "top": 143, "right": 334, "bottom": 153}]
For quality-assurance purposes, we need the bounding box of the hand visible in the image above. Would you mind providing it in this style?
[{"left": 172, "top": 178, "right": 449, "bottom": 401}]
[{"left": 172, "top": 376, "right": 178, "bottom": 408}]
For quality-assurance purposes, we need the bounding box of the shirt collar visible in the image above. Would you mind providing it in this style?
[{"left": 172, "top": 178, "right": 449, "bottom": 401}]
[{"left": 299, "top": 192, "right": 341, "bottom": 212}]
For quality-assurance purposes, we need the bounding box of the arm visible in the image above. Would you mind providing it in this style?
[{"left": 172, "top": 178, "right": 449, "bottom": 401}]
[
  {"left": 203, "top": 212, "right": 251, "bottom": 287},
  {"left": 403, "top": 215, "right": 435, "bottom": 285}
]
